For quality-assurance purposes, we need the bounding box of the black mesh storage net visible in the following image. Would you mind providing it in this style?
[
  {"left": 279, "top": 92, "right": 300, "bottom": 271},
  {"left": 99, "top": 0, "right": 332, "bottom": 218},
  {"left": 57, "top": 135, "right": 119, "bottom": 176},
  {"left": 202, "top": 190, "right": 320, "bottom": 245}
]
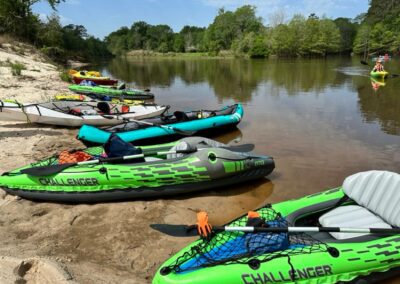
[{"left": 161, "top": 205, "right": 331, "bottom": 275}]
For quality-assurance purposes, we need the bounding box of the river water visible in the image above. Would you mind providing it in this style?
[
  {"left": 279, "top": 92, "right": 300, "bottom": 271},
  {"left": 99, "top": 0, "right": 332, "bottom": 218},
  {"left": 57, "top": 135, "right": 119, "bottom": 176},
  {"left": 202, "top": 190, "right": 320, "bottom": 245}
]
[{"left": 97, "top": 56, "right": 400, "bottom": 206}]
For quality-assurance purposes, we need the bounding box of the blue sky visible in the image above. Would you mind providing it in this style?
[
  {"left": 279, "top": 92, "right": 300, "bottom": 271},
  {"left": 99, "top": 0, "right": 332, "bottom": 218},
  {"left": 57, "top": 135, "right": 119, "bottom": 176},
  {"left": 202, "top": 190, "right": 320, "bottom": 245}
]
[{"left": 33, "top": 0, "right": 369, "bottom": 39}]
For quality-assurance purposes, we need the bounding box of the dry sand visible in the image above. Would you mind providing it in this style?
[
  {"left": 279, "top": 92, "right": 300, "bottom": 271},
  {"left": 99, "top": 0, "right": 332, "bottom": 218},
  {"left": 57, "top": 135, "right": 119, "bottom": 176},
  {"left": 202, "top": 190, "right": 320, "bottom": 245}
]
[{"left": 0, "top": 43, "right": 270, "bottom": 283}]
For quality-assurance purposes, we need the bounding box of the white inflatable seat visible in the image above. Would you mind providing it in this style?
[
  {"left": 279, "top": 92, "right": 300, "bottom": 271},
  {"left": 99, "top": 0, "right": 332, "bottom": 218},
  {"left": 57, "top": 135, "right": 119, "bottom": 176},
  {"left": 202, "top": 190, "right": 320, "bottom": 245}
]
[
  {"left": 144, "top": 157, "right": 162, "bottom": 162},
  {"left": 342, "top": 171, "right": 400, "bottom": 227},
  {"left": 319, "top": 171, "right": 400, "bottom": 240},
  {"left": 319, "top": 205, "right": 391, "bottom": 240},
  {"left": 167, "top": 141, "right": 191, "bottom": 159}
]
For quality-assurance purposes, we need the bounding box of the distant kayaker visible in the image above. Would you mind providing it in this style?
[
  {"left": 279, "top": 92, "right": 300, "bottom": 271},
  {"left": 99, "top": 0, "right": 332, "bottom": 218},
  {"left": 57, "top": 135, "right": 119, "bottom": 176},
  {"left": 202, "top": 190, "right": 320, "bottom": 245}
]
[{"left": 372, "top": 59, "right": 385, "bottom": 72}]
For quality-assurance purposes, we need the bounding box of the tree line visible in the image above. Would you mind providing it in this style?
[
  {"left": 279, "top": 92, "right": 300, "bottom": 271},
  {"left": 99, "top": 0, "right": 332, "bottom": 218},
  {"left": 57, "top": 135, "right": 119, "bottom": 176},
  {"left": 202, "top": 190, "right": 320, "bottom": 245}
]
[
  {"left": 1, "top": 0, "right": 398, "bottom": 60},
  {"left": 106, "top": 6, "right": 359, "bottom": 58},
  {"left": 0, "top": 0, "right": 111, "bottom": 62}
]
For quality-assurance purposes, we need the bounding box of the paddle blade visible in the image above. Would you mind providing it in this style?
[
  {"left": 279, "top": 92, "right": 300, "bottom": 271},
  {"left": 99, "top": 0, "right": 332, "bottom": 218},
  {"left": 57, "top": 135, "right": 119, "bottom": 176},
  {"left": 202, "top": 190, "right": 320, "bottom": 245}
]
[
  {"left": 390, "top": 74, "right": 400, "bottom": 78},
  {"left": 360, "top": 60, "right": 369, "bottom": 66},
  {"left": 20, "top": 163, "right": 75, "bottom": 177},
  {"left": 150, "top": 224, "right": 199, "bottom": 237},
  {"left": 223, "top": 143, "right": 255, "bottom": 152}
]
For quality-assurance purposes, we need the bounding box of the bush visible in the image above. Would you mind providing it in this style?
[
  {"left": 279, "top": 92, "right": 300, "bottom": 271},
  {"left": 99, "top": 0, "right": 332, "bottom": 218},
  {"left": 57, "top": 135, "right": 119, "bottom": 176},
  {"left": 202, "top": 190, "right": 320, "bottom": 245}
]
[
  {"left": 40, "top": 46, "right": 67, "bottom": 63},
  {"left": 10, "top": 62, "right": 26, "bottom": 76},
  {"left": 59, "top": 69, "right": 71, "bottom": 82},
  {"left": 249, "top": 36, "right": 270, "bottom": 58}
]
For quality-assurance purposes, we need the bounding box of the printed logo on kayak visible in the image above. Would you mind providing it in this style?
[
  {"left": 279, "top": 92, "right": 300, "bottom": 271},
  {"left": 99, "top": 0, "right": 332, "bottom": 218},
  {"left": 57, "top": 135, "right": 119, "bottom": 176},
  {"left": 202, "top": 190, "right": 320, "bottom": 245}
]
[
  {"left": 38, "top": 178, "right": 99, "bottom": 186},
  {"left": 241, "top": 265, "right": 332, "bottom": 283}
]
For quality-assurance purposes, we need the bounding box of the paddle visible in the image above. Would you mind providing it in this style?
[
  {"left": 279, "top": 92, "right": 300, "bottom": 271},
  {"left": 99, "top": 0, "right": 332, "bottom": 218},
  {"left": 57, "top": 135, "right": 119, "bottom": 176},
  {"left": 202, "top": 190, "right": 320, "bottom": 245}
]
[
  {"left": 360, "top": 60, "right": 400, "bottom": 77},
  {"left": 103, "top": 115, "right": 197, "bottom": 136},
  {"left": 21, "top": 148, "right": 197, "bottom": 177},
  {"left": 150, "top": 223, "right": 400, "bottom": 238}
]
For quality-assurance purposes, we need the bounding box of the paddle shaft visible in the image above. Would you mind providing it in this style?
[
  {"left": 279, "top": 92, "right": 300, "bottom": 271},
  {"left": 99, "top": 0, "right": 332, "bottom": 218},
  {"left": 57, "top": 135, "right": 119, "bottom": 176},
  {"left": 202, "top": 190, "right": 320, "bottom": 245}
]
[
  {"left": 116, "top": 116, "right": 196, "bottom": 136},
  {"left": 20, "top": 148, "right": 196, "bottom": 176},
  {"left": 214, "top": 226, "right": 399, "bottom": 234},
  {"left": 150, "top": 223, "right": 400, "bottom": 237},
  {"left": 74, "top": 149, "right": 193, "bottom": 165}
]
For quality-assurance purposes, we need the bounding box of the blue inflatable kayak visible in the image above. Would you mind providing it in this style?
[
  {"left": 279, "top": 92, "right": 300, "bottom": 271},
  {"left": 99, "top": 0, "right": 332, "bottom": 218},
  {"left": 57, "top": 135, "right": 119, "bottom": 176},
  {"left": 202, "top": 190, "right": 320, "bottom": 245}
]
[{"left": 77, "top": 104, "right": 243, "bottom": 145}]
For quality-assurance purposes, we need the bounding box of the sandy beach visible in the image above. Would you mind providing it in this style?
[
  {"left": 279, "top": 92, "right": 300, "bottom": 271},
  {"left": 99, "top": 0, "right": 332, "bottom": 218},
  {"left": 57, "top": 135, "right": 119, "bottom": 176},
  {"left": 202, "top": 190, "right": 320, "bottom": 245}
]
[{"left": 0, "top": 43, "right": 270, "bottom": 283}]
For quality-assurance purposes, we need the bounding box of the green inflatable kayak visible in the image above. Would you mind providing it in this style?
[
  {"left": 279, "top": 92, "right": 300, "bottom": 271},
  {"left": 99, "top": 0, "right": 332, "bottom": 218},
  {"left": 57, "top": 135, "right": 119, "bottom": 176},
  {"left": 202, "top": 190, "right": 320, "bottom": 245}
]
[
  {"left": 69, "top": 84, "right": 154, "bottom": 100},
  {"left": 153, "top": 171, "right": 400, "bottom": 283},
  {"left": 370, "top": 70, "right": 388, "bottom": 79},
  {"left": 0, "top": 137, "right": 274, "bottom": 203}
]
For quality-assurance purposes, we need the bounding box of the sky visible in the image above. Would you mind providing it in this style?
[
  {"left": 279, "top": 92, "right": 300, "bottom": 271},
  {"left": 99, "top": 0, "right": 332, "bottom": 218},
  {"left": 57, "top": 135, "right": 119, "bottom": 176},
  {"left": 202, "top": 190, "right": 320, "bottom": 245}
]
[{"left": 33, "top": 0, "right": 370, "bottom": 39}]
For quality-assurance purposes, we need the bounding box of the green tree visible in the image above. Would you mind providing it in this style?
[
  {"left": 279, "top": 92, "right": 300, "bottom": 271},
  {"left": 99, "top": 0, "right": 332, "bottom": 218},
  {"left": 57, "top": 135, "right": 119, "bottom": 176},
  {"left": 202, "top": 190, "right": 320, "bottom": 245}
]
[
  {"left": 179, "top": 25, "right": 206, "bottom": 52},
  {"left": 0, "top": 0, "right": 63, "bottom": 41},
  {"left": 128, "top": 21, "right": 150, "bottom": 49},
  {"left": 38, "top": 13, "right": 63, "bottom": 47},
  {"left": 334, "top": 17, "right": 358, "bottom": 52},
  {"left": 232, "top": 32, "right": 269, "bottom": 58},
  {"left": 205, "top": 5, "right": 263, "bottom": 52},
  {"left": 353, "top": 24, "right": 371, "bottom": 54},
  {"left": 353, "top": 0, "right": 400, "bottom": 54},
  {"left": 145, "top": 24, "right": 174, "bottom": 52},
  {"left": 173, "top": 34, "right": 185, "bottom": 52},
  {"left": 105, "top": 27, "right": 130, "bottom": 55}
]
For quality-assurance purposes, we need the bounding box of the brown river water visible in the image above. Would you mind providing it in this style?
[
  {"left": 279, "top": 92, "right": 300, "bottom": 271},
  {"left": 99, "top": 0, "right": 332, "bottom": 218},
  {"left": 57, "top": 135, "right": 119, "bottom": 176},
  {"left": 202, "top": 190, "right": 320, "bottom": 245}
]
[
  {"left": 98, "top": 56, "right": 400, "bottom": 210},
  {"left": 93, "top": 57, "right": 400, "bottom": 282}
]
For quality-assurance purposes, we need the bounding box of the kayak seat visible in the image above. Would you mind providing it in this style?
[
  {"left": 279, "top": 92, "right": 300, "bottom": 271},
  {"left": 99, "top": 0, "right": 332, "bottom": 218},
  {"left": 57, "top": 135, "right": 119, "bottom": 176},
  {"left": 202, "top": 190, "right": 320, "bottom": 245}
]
[
  {"left": 167, "top": 141, "right": 191, "bottom": 159},
  {"left": 319, "top": 205, "right": 391, "bottom": 240},
  {"left": 342, "top": 171, "right": 400, "bottom": 227},
  {"left": 318, "top": 170, "right": 400, "bottom": 240},
  {"left": 144, "top": 157, "right": 162, "bottom": 162},
  {"left": 97, "top": 102, "right": 111, "bottom": 114},
  {"left": 117, "top": 83, "right": 126, "bottom": 90},
  {"left": 174, "top": 111, "right": 190, "bottom": 122}
]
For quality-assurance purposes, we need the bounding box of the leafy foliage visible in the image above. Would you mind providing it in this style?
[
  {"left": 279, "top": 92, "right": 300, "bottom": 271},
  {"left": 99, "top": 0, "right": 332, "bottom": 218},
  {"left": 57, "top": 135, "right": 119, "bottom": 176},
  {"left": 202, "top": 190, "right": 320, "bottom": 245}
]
[
  {"left": 270, "top": 15, "right": 341, "bottom": 57},
  {"left": 353, "top": 0, "right": 400, "bottom": 55},
  {"left": 0, "top": 0, "right": 111, "bottom": 61}
]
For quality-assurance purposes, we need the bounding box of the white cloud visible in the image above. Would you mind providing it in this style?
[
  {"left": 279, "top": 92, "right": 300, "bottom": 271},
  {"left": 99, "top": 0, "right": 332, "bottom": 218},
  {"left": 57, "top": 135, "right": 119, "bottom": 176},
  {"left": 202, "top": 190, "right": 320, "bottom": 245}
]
[
  {"left": 38, "top": 13, "right": 48, "bottom": 22},
  {"left": 59, "top": 14, "right": 73, "bottom": 25}
]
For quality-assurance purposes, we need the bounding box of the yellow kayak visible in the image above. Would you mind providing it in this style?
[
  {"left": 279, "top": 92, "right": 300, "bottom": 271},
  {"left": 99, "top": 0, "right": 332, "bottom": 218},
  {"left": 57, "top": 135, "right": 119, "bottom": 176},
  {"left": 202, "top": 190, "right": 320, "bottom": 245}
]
[
  {"left": 370, "top": 77, "right": 386, "bottom": 87},
  {"left": 68, "top": 69, "right": 101, "bottom": 77},
  {"left": 370, "top": 70, "right": 388, "bottom": 79},
  {"left": 54, "top": 94, "right": 145, "bottom": 105}
]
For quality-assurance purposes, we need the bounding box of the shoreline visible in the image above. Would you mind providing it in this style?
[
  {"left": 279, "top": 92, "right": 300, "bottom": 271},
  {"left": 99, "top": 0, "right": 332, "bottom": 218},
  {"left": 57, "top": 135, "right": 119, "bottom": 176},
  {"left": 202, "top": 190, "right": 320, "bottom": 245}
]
[{"left": 0, "top": 41, "right": 268, "bottom": 283}]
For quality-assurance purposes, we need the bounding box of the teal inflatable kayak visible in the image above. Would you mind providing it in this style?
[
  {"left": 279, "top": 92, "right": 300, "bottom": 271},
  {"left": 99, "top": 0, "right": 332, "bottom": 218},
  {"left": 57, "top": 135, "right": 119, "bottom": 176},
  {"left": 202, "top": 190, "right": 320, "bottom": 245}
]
[
  {"left": 77, "top": 104, "right": 243, "bottom": 145},
  {"left": 69, "top": 84, "right": 154, "bottom": 100},
  {"left": 153, "top": 170, "right": 400, "bottom": 284}
]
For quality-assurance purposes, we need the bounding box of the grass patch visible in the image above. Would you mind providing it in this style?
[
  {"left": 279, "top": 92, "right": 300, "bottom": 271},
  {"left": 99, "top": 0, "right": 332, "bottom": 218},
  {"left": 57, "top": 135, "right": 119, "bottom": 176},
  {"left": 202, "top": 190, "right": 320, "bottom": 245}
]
[
  {"left": 10, "top": 62, "right": 26, "bottom": 76},
  {"left": 59, "top": 69, "right": 71, "bottom": 82}
]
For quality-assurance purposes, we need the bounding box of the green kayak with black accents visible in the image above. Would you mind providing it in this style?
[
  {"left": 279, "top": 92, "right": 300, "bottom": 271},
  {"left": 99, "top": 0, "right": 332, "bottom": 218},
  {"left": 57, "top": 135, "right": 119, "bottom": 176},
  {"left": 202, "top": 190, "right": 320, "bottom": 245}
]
[
  {"left": 0, "top": 137, "right": 274, "bottom": 203},
  {"left": 68, "top": 84, "right": 154, "bottom": 100},
  {"left": 370, "top": 70, "right": 388, "bottom": 79},
  {"left": 154, "top": 170, "right": 400, "bottom": 284}
]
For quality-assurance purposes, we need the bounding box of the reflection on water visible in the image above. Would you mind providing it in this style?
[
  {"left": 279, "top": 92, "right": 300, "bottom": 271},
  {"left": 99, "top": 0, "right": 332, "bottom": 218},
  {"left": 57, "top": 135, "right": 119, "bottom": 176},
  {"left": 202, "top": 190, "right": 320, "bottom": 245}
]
[{"left": 95, "top": 56, "right": 400, "bottom": 206}]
